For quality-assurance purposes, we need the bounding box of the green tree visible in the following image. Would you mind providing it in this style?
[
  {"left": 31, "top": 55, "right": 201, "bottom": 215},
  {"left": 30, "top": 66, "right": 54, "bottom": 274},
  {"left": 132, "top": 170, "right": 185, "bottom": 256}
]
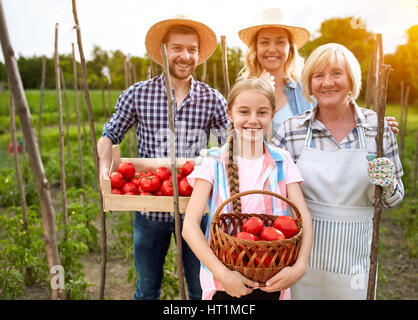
[{"left": 384, "top": 25, "right": 418, "bottom": 103}]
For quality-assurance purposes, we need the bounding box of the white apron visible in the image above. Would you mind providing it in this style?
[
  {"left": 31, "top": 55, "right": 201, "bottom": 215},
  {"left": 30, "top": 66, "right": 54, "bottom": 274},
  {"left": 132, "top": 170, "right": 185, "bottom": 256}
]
[{"left": 291, "top": 124, "right": 376, "bottom": 300}]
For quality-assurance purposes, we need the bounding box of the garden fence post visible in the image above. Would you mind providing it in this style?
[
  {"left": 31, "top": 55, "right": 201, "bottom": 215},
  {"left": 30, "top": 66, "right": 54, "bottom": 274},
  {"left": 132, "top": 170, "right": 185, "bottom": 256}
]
[
  {"left": 161, "top": 43, "right": 187, "bottom": 300},
  {"left": 72, "top": 43, "right": 85, "bottom": 203},
  {"left": 54, "top": 23, "right": 68, "bottom": 240},
  {"left": 221, "top": 35, "right": 230, "bottom": 97},
  {"left": 38, "top": 55, "right": 46, "bottom": 149},
  {"left": 367, "top": 63, "right": 391, "bottom": 300},
  {"left": 72, "top": 0, "right": 107, "bottom": 300}
]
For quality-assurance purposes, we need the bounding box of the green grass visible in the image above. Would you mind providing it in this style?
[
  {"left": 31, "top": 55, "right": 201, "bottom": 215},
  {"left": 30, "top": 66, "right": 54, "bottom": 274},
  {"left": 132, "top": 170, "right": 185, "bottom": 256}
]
[{"left": 0, "top": 89, "right": 121, "bottom": 135}]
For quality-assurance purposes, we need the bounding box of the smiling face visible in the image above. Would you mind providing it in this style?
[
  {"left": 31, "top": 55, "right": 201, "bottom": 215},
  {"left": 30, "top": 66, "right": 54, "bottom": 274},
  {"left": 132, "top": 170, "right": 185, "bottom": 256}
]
[
  {"left": 256, "top": 27, "right": 290, "bottom": 74},
  {"left": 166, "top": 32, "right": 199, "bottom": 80},
  {"left": 310, "top": 60, "right": 352, "bottom": 109},
  {"left": 228, "top": 89, "right": 275, "bottom": 145}
]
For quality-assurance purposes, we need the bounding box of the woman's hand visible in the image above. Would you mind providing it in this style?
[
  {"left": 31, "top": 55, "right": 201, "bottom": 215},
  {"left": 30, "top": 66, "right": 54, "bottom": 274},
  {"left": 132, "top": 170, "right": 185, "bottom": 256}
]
[
  {"left": 385, "top": 116, "right": 399, "bottom": 136},
  {"left": 259, "top": 264, "right": 306, "bottom": 293},
  {"left": 260, "top": 70, "right": 275, "bottom": 90},
  {"left": 218, "top": 269, "right": 259, "bottom": 298},
  {"left": 367, "top": 156, "right": 397, "bottom": 199}
]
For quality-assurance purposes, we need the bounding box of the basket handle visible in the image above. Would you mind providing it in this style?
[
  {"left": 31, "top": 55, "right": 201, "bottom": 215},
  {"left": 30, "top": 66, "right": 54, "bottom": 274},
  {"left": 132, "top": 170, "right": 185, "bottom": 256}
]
[{"left": 212, "top": 189, "right": 302, "bottom": 224}]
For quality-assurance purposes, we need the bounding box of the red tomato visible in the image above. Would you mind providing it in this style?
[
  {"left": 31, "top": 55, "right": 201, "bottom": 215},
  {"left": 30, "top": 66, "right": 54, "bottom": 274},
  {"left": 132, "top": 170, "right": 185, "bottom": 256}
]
[
  {"left": 110, "top": 172, "right": 124, "bottom": 188},
  {"left": 154, "top": 167, "right": 171, "bottom": 182},
  {"left": 178, "top": 177, "right": 193, "bottom": 196},
  {"left": 122, "top": 182, "right": 138, "bottom": 194},
  {"left": 281, "top": 244, "right": 295, "bottom": 263},
  {"left": 181, "top": 160, "right": 195, "bottom": 176},
  {"left": 140, "top": 191, "right": 153, "bottom": 196},
  {"left": 273, "top": 216, "right": 299, "bottom": 239},
  {"left": 130, "top": 176, "right": 141, "bottom": 186},
  {"left": 124, "top": 191, "right": 137, "bottom": 195},
  {"left": 160, "top": 180, "right": 174, "bottom": 196},
  {"left": 140, "top": 175, "right": 161, "bottom": 193},
  {"left": 242, "top": 217, "right": 264, "bottom": 235},
  {"left": 224, "top": 249, "right": 249, "bottom": 266},
  {"left": 254, "top": 249, "right": 272, "bottom": 267},
  {"left": 223, "top": 249, "right": 239, "bottom": 264},
  {"left": 139, "top": 168, "right": 154, "bottom": 179},
  {"left": 235, "top": 231, "right": 258, "bottom": 241},
  {"left": 153, "top": 189, "right": 163, "bottom": 196},
  {"left": 117, "top": 162, "right": 136, "bottom": 179},
  {"left": 260, "top": 227, "right": 285, "bottom": 241},
  {"left": 111, "top": 188, "right": 123, "bottom": 195}
]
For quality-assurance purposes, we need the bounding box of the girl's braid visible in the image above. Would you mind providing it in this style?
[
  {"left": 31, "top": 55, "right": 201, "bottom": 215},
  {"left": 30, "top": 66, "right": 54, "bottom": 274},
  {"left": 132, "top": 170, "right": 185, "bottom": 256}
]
[{"left": 227, "top": 125, "right": 241, "bottom": 213}]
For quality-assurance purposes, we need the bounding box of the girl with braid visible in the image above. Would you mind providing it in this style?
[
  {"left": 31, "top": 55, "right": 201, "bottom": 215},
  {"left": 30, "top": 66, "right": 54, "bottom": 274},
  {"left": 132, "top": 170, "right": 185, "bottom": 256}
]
[{"left": 182, "top": 78, "right": 313, "bottom": 300}]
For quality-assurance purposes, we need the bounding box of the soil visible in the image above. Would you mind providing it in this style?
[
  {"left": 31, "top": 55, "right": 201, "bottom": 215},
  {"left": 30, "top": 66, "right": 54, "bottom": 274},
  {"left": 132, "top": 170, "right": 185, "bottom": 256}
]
[
  {"left": 377, "top": 213, "right": 417, "bottom": 299},
  {"left": 23, "top": 211, "right": 417, "bottom": 300}
]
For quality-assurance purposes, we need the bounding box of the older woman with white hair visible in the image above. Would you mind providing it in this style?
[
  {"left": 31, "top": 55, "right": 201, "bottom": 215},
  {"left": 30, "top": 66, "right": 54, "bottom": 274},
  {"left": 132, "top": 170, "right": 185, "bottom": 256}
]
[{"left": 272, "top": 43, "right": 404, "bottom": 299}]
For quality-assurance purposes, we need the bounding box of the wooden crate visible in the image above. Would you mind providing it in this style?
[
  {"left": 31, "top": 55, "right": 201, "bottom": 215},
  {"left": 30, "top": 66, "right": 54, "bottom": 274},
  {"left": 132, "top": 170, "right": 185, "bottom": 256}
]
[{"left": 102, "top": 145, "right": 208, "bottom": 213}]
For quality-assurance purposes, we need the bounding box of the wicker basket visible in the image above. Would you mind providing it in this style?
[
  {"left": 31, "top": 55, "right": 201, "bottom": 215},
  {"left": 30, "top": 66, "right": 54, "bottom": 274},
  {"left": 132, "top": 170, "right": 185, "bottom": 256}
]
[{"left": 210, "top": 190, "right": 303, "bottom": 284}]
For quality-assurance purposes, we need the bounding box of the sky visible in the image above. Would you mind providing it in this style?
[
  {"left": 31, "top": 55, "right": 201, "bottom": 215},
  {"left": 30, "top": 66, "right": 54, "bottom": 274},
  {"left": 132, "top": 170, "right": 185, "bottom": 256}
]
[{"left": 1, "top": 0, "right": 417, "bottom": 63}]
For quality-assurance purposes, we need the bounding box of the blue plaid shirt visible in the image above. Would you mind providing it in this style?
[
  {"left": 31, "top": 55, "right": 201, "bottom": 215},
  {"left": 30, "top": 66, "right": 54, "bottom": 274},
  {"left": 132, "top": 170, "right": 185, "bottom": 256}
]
[{"left": 102, "top": 73, "right": 229, "bottom": 222}]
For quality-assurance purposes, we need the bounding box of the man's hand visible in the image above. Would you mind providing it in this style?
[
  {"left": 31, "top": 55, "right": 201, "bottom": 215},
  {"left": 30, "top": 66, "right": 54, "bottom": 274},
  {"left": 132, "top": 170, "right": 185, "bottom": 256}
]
[{"left": 97, "top": 136, "right": 114, "bottom": 193}]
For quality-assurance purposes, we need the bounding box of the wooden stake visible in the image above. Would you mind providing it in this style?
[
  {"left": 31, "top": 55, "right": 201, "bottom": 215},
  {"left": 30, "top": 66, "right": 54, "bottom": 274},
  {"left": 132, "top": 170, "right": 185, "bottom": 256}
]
[
  {"left": 55, "top": 23, "right": 68, "bottom": 240},
  {"left": 146, "top": 65, "right": 152, "bottom": 80},
  {"left": 78, "top": 65, "right": 87, "bottom": 147},
  {"left": 413, "top": 130, "right": 418, "bottom": 199},
  {"left": 107, "top": 77, "right": 112, "bottom": 118},
  {"left": 372, "top": 35, "right": 383, "bottom": 112},
  {"left": 235, "top": 48, "right": 242, "bottom": 80},
  {"left": 60, "top": 66, "right": 73, "bottom": 163},
  {"left": 367, "top": 63, "right": 391, "bottom": 300},
  {"left": 9, "top": 92, "right": 28, "bottom": 230},
  {"left": 161, "top": 43, "right": 187, "bottom": 300},
  {"left": 100, "top": 73, "right": 107, "bottom": 119},
  {"left": 72, "top": 43, "right": 85, "bottom": 202},
  {"left": 72, "top": 0, "right": 107, "bottom": 300},
  {"left": 220, "top": 36, "right": 230, "bottom": 97},
  {"left": 401, "top": 86, "right": 410, "bottom": 163},
  {"left": 399, "top": 82, "right": 405, "bottom": 160},
  {"left": 201, "top": 60, "right": 207, "bottom": 83},
  {"left": 365, "top": 53, "right": 375, "bottom": 109},
  {"left": 0, "top": 1, "right": 64, "bottom": 300},
  {"left": 38, "top": 55, "right": 46, "bottom": 149},
  {"left": 213, "top": 62, "right": 217, "bottom": 90}
]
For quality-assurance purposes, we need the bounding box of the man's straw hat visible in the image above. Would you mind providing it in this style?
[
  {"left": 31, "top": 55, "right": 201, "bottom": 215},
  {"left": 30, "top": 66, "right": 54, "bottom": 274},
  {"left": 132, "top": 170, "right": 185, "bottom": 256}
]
[
  {"left": 145, "top": 14, "right": 217, "bottom": 65},
  {"left": 238, "top": 8, "right": 310, "bottom": 49}
]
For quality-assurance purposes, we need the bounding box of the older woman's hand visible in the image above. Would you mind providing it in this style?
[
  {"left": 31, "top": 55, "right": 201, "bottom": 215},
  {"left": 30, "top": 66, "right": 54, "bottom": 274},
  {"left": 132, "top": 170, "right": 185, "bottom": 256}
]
[{"left": 367, "top": 156, "right": 397, "bottom": 199}]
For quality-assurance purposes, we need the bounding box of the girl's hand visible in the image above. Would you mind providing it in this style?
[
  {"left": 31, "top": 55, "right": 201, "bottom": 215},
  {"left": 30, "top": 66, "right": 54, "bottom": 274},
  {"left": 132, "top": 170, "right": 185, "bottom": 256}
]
[
  {"left": 260, "top": 70, "right": 275, "bottom": 90},
  {"left": 259, "top": 264, "right": 306, "bottom": 293},
  {"left": 218, "top": 269, "right": 259, "bottom": 298},
  {"left": 385, "top": 116, "right": 399, "bottom": 136}
]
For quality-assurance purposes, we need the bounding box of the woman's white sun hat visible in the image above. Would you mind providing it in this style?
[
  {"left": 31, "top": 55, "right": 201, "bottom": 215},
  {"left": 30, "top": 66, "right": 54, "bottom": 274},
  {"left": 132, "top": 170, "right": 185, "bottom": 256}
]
[{"left": 238, "top": 8, "right": 310, "bottom": 49}]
